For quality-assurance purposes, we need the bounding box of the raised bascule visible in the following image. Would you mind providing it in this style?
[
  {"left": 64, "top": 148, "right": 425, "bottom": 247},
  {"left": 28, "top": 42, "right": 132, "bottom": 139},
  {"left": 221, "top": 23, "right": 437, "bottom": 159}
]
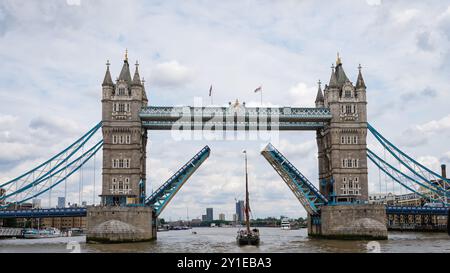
[{"left": 1, "top": 52, "right": 449, "bottom": 242}]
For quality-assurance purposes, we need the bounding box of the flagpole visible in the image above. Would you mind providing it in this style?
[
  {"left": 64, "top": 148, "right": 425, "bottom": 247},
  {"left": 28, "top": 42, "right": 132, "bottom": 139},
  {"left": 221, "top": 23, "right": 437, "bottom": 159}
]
[{"left": 260, "top": 89, "right": 262, "bottom": 106}]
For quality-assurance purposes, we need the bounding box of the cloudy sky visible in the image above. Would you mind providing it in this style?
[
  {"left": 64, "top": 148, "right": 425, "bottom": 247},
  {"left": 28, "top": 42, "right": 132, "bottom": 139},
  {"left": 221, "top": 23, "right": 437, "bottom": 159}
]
[{"left": 1, "top": 0, "right": 450, "bottom": 220}]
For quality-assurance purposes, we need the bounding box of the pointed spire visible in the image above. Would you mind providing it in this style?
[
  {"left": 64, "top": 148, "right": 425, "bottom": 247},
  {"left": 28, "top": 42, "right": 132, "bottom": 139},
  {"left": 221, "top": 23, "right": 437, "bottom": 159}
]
[
  {"left": 132, "top": 60, "right": 142, "bottom": 86},
  {"left": 118, "top": 49, "right": 132, "bottom": 84},
  {"left": 336, "top": 52, "right": 342, "bottom": 66},
  {"left": 334, "top": 53, "right": 349, "bottom": 86},
  {"left": 328, "top": 63, "right": 338, "bottom": 88},
  {"left": 315, "top": 79, "right": 324, "bottom": 105},
  {"left": 102, "top": 60, "right": 114, "bottom": 87},
  {"left": 356, "top": 64, "right": 366, "bottom": 89}
]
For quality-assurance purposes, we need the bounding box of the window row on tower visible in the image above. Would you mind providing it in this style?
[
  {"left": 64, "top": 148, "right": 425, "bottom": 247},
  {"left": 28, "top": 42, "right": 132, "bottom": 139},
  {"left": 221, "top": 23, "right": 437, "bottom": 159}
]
[
  {"left": 341, "top": 158, "right": 359, "bottom": 168},
  {"left": 113, "top": 102, "right": 131, "bottom": 113},
  {"left": 341, "top": 177, "right": 361, "bottom": 195},
  {"left": 341, "top": 104, "right": 357, "bottom": 114},
  {"left": 340, "top": 135, "right": 358, "bottom": 145},
  {"left": 112, "top": 158, "right": 131, "bottom": 168},
  {"left": 112, "top": 134, "right": 131, "bottom": 144},
  {"left": 110, "top": 177, "right": 132, "bottom": 194}
]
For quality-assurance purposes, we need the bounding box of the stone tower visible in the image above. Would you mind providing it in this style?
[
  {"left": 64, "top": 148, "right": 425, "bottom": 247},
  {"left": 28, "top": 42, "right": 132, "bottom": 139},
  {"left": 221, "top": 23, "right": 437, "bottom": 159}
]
[
  {"left": 100, "top": 51, "right": 148, "bottom": 206},
  {"left": 316, "top": 54, "right": 369, "bottom": 203}
]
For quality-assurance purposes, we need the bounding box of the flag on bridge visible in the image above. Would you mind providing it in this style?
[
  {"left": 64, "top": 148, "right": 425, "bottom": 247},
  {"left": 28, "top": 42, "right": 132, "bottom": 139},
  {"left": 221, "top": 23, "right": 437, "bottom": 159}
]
[
  {"left": 209, "top": 85, "right": 213, "bottom": 96},
  {"left": 254, "top": 86, "right": 262, "bottom": 93}
]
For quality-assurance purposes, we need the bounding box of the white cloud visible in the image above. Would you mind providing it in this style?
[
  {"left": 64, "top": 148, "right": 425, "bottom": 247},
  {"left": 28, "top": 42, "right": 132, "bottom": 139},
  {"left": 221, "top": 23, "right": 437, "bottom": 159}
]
[
  {"left": 366, "top": 0, "right": 382, "bottom": 6},
  {"left": 150, "top": 61, "right": 193, "bottom": 87},
  {"left": 0, "top": 114, "right": 18, "bottom": 127},
  {"left": 287, "top": 82, "right": 316, "bottom": 107},
  {"left": 393, "top": 9, "right": 420, "bottom": 24},
  {"left": 416, "top": 114, "right": 450, "bottom": 134}
]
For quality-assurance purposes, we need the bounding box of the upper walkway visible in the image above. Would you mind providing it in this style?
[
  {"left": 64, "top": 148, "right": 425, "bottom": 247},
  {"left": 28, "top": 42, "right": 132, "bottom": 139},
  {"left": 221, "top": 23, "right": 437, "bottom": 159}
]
[{"left": 140, "top": 106, "right": 332, "bottom": 130}]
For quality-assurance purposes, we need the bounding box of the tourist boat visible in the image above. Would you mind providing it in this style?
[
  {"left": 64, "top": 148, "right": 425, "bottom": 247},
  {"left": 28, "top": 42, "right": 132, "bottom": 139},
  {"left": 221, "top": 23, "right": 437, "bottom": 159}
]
[
  {"left": 23, "top": 228, "right": 61, "bottom": 239},
  {"left": 281, "top": 218, "right": 291, "bottom": 230},
  {"left": 236, "top": 150, "right": 260, "bottom": 246},
  {"left": 67, "top": 228, "right": 85, "bottom": 237}
]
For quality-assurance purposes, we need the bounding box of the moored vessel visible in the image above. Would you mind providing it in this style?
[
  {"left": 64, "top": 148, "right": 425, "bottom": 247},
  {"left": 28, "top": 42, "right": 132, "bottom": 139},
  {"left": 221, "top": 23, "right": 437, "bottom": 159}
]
[{"left": 236, "top": 150, "right": 260, "bottom": 246}]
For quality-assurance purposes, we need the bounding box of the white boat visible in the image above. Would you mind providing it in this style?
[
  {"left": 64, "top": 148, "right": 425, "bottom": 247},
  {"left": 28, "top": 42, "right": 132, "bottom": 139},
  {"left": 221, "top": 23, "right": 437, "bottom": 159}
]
[
  {"left": 23, "top": 228, "right": 61, "bottom": 239},
  {"left": 281, "top": 218, "right": 291, "bottom": 230}
]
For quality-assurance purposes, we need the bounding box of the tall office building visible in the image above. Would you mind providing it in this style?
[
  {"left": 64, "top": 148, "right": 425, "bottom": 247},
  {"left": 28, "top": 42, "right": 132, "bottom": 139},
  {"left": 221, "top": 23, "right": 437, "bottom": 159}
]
[
  {"left": 206, "top": 208, "right": 213, "bottom": 221},
  {"left": 32, "top": 199, "right": 41, "bottom": 209},
  {"left": 57, "top": 197, "right": 66, "bottom": 208},
  {"left": 235, "top": 200, "right": 244, "bottom": 222},
  {"left": 219, "top": 213, "right": 225, "bottom": 221}
]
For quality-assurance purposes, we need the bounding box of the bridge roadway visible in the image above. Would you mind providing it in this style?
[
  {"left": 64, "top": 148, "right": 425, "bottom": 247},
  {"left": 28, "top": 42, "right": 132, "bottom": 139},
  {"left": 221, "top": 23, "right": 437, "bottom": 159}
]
[
  {"left": 139, "top": 106, "right": 332, "bottom": 130},
  {"left": 0, "top": 206, "right": 448, "bottom": 219}
]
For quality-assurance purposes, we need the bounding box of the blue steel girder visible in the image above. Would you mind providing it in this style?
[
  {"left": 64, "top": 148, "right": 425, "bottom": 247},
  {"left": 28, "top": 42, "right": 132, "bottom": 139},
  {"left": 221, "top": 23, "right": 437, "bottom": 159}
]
[
  {"left": 261, "top": 143, "right": 327, "bottom": 215},
  {"left": 0, "top": 122, "right": 102, "bottom": 199},
  {"left": 367, "top": 149, "right": 449, "bottom": 205},
  {"left": 0, "top": 140, "right": 103, "bottom": 209},
  {"left": 140, "top": 106, "right": 331, "bottom": 131},
  {"left": 385, "top": 206, "right": 449, "bottom": 216},
  {"left": 145, "top": 146, "right": 210, "bottom": 217},
  {"left": 368, "top": 123, "right": 450, "bottom": 192},
  {"left": 0, "top": 208, "right": 87, "bottom": 219}
]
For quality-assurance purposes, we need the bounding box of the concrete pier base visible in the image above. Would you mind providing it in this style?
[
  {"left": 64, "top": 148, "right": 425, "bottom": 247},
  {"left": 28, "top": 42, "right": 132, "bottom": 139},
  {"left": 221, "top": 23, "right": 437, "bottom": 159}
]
[
  {"left": 86, "top": 206, "right": 156, "bottom": 243},
  {"left": 308, "top": 204, "right": 388, "bottom": 240}
]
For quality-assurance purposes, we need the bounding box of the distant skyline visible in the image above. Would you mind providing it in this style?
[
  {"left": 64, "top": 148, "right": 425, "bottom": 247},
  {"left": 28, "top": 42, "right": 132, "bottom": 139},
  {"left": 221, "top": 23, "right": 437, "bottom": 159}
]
[{"left": 1, "top": 1, "right": 450, "bottom": 219}]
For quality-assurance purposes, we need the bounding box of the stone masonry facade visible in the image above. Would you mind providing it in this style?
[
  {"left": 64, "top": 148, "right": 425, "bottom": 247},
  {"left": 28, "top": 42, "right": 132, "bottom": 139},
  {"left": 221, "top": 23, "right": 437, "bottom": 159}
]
[
  {"left": 316, "top": 56, "right": 369, "bottom": 203},
  {"left": 100, "top": 54, "right": 148, "bottom": 206}
]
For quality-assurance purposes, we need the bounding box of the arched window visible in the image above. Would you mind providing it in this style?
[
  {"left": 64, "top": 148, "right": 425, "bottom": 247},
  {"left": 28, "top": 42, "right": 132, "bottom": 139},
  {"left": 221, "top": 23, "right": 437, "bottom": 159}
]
[
  {"left": 347, "top": 159, "right": 352, "bottom": 168},
  {"left": 345, "top": 105, "right": 352, "bottom": 114}
]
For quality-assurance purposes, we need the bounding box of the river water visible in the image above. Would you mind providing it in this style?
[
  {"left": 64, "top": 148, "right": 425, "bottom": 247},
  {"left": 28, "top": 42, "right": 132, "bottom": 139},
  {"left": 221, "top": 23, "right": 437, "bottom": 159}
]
[{"left": 1, "top": 227, "right": 449, "bottom": 253}]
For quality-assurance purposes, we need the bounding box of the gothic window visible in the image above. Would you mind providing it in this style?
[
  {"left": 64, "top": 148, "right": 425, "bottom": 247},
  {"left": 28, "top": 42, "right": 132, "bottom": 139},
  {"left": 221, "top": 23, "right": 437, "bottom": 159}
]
[
  {"left": 347, "top": 159, "right": 352, "bottom": 168},
  {"left": 342, "top": 159, "right": 346, "bottom": 168},
  {"left": 118, "top": 88, "right": 125, "bottom": 96},
  {"left": 345, "top": 105, "right": 352, "bottom": 114},
  {"left": 124, "top": 159, "right": 130, "bottom": 168},
  {"left": 112, "top": 159, "right": 117, "bottom": 168},
  {"left": 126, "top": 134, "right": 131, "bottom": 144},
  {"left": 126, "top": 103, "right": 130, "bottom": 112},
  {"left": 125, "top": 178, "right": 130, "bottom": 190},
  {"left": 341, "top": 136, "right": 345, "bottom": 144},
  {"left": 113, "top": 103, "right": 117, "bottom": 112},
  {"left": 347, "top": 136, "right": 351, "bottom": 144},
  {"left": 118, "top": 103, "right": 125, "bottom": 112},
  {"left": 353, "top": 136, "right": 358, "bottom": 144},
  {"left": 119, "top": 135, "right": 124, "bottom": 144},
  {"left": 118, "top": 181, "right": 123, "bottom": 190},
  {"left": 119, "top": 159, "right": 124, "bottom": 168},
  {"left": 344, "top": 90, "right": 352, "bottom": 98},
  {"left": 111, "top": 178, "right": 117, "bottom": 193},
  {"left": 112, "top": 135, "right": 117, "bottom": 144}
]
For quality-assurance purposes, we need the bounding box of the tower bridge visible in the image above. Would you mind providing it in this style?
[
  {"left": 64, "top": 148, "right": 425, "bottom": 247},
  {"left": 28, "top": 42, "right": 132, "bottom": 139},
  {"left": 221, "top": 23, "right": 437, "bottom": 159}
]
[{"left": 1, "top": 53, "right": 449, "bottom": 242}]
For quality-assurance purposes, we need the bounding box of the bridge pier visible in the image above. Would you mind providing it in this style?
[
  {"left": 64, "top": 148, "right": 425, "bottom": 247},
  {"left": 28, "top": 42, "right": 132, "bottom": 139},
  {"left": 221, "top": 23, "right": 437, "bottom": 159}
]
[
  {"left": 86, "top": 206, "right": 156, "bottom": 243},
  {"left": 308, "top": 204, "right": 388, "bottom": 240}
]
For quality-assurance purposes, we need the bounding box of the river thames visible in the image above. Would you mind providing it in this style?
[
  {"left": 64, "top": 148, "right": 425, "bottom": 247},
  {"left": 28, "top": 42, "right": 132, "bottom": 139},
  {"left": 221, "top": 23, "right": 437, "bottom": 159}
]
[{"left": 1, "top": 227, "right": 450, "bottom": 253}]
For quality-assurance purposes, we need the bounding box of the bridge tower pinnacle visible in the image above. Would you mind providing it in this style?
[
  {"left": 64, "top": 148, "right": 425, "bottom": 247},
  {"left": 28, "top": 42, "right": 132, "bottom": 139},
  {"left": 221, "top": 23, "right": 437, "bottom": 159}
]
[
  {"left": 317, "top": 56, "right": 369, "bottom": 203},
  {"left": 100, "top": 54, "right": 148, "bottom": 206}
]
